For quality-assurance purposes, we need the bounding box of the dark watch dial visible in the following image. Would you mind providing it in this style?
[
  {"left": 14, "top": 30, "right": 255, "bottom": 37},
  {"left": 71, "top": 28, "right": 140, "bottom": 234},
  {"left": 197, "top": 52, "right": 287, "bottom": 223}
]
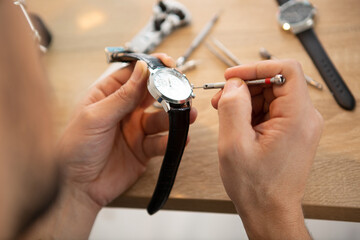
[{"left": 280, "top": 2, "right": 313, "bottom": 24}]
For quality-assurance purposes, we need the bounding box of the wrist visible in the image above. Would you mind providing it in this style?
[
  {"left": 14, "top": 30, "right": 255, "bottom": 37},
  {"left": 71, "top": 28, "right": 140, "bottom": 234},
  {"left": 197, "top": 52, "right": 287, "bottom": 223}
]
[
  {"left": 236, "top": 201, "right": 311, "bottom": 240},
  {"left": 22, "top": 182, "right": 102, "bottom": 239}
]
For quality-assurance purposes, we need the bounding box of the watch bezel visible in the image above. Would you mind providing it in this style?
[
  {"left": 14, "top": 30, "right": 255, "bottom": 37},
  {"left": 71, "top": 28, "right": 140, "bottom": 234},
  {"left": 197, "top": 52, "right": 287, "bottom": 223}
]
[
  {"left": 277, "top": 0, "right": 316, "bottom": 34},
  {"left": 147, "top": 67, "right": 193, "bottom": 106}
]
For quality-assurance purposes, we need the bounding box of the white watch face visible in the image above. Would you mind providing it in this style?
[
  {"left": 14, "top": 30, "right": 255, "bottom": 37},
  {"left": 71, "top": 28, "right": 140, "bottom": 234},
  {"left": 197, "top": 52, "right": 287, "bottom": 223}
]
[{"left": 152, "top": 68, "right": 192, "bottom": 101}]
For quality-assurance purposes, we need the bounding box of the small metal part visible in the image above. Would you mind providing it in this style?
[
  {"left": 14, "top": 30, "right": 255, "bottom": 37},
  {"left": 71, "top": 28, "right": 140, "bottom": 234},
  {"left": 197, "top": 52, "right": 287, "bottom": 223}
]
[
  {"left": 176, "top": 11, "right": 220, "bottom": 67},
  {"left": 152, "top": 101, "right": 163, "bottom": 109},
  {"left": 259, "top": 47, "right": 323, "bottom": 90},
  {"left": 177, "top": 59, "right": 201, "bottom": 72},
  {"left": 126, "top": 0, "right": 191, "bottom": 53},
  {"left": 259, "top": 47, "right": 273, "bottom": 60},
  {"left": 205, "top": 37, "right": 242, "bottom": 67},
  {"left": 211, "top": 37, "right": 242, "bottom": 65},
  {"left": 205, "top": 42, "right": 234, "bottom": 67},
  {"left": 161, "top": 100, "right": 171, "bottom": 112},
  {"left": 303, "top": 75, "right": 323, "bottom": 89},
  {"left": 104, "top": 47, "right": 126, "bottom": 63},
  {"left": 193, "top": 74, "right": 286, "bottom": 89}
]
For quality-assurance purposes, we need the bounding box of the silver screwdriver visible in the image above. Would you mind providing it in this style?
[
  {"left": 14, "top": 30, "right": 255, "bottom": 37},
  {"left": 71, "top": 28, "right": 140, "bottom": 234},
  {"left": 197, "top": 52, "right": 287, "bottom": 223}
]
[
  {"left": 176, "top": 12, "right": 220, "bottom": 67},
  {"left": 193, "top": 74, "right": 285, "bottom": 89}
]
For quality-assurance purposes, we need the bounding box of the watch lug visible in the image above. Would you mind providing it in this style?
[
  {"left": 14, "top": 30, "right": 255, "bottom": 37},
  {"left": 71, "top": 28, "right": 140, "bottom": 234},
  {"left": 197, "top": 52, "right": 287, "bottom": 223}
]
[
  {"left": 161, "top": 101, "right": 171, "bottom": 112},
  {"left": 104, "top": 47, "right": 126, "bottom": 63}
]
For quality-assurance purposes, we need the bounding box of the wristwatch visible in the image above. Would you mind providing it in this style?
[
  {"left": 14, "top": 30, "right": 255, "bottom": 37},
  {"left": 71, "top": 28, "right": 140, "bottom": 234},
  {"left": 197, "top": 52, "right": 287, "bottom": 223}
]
[
  {"left": 276, "top": 0, "right": 355, "bottom": 110},
  {"left": 105, "top": 48, "right": 194, "bottom": 215}
]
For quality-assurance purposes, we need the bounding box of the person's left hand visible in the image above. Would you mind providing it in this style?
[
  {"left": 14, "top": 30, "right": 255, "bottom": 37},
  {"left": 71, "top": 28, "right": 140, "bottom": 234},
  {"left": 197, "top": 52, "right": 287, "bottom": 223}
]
[{"left": 57, "top": 54, "right": 197, "bottom": 208}]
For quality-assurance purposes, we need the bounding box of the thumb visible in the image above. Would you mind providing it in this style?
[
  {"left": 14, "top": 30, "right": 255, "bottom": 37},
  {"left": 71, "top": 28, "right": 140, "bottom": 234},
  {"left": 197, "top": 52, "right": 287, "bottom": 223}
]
[
  {"left": 92, "top": 60, "right": 149, "bottom": 123},
  {"left": 218, "top": 78, "right": 255, "bottom": 146}
]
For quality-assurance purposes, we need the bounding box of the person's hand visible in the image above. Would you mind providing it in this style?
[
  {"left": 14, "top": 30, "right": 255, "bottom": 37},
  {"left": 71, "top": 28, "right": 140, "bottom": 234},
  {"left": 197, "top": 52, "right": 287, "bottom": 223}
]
[
  {"left": 23, "top": 54, "right": 199, "bottom": 240},
  {"left": 57, "top": 54, "right": 197, "bottom": 208},
  {"left": 211, "top": 60, "right": 323, "bottom": 239}
]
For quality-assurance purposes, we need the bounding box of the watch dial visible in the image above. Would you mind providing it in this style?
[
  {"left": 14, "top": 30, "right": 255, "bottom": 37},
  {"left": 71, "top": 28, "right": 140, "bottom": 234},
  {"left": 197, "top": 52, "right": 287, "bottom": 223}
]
[
  {"left": 281, "top": 2, "right": 313, "bottom": 24},
  {"left": 153, "top": 68, "right": 192, "bottom": 101}
]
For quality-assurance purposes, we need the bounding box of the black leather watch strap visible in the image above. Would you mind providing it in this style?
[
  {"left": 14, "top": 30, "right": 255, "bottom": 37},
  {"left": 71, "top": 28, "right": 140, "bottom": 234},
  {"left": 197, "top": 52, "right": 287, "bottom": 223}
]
[
  {"left": 276, "top": 0, "right": 288, "bottom": 5},
  {"left": 111, "top": 52, "right": 165, "bottom": 69},
  {"left": 147, "top": 105, "right": 190, "bottom": 215},
  {"left": 297, "top": 29, "right": 355, "bottom": 110}
]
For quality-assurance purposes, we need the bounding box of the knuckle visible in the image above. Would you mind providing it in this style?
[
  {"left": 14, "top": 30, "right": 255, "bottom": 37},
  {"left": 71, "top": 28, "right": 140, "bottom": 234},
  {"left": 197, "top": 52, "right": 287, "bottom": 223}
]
[
  {"left": 282, "top": 59, "right": 304, "bottom": 74},
  {"left": 78, "top": 106, "right": 103, "bottom": 129},
  {"left": 80, "top": 107, "right": 96, "bottom": 122},
  {"left": 218, "top": 94, "right": 238, "bottom": 109},
  {"left": 218, "top": 142, "right": 234, "bottom": 164},
  {"left": 115, "top": 85, "right": 132, "bottom": 103},
  {"left": 301, "top": 109, "right": 324, "bottom": 141},
  {"left": 283, "top": 58, "right": 302, "bottom": 68}
]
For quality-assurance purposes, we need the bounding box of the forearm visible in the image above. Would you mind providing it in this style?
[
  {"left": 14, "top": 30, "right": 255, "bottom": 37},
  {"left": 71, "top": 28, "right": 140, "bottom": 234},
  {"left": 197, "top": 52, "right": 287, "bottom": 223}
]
[
  {"left": 21, "top": 184, "right": 101, "bottom": 239},
  {"left": 236, "top": 203, "right": 312, "bottom": 240}
]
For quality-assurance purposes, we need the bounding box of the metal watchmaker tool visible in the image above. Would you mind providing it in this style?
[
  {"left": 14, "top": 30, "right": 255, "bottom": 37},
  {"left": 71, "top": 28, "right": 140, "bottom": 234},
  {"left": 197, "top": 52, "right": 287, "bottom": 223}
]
[
  {"left": 105, "top": 48, "right": 194, "bottom": 215},
  {"left": 98, "top": 0, "right": 191, "bottom": 83},
  {"left": 193, "top": 75, "right": 286, "bottom": 90},
  {"left": 126, "top": 0, "right": 191, "bottom": 54},
  {"left": 276, "top": 0, "right": 355, "bottom": 110}
]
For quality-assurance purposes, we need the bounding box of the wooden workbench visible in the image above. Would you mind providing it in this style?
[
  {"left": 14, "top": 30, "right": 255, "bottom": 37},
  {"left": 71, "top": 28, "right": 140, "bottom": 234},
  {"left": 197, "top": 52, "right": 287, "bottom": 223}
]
[{"left": 29, "top": 0, "right": 360, "bottom": 222}]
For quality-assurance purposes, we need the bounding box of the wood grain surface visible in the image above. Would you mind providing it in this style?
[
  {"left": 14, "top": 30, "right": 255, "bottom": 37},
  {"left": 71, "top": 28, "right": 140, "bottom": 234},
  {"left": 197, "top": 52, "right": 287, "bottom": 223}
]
[{"left": 28, "top": 0, "right": 360, "bottom": 221}]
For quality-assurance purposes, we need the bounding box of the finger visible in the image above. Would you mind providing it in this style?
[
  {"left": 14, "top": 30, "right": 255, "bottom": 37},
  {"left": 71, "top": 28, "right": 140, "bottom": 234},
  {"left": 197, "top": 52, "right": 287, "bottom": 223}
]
[
  {"left": 211, "top": 89, "right": 223, "bottom": 109},
  {"left": 212, "top": 83, "right": 264, "bottom": 110},
  {"left": 142, "top": 107, "right": 198, "bottom": 135},
  {"left": 95, "top": 63, "right": 136, "bottom": 95},
  {"left": 247, "top": 85, "right": 264, "bottom": 96},
  {"left": 263, "top": 87, "right": 276, "bottom": 105},
  {"left": 143, "top": 134, "right": 168, "bottom": 158},
  {"left": 143, "top": 134, "right": 192, "bottom": 159},
  {"left": 82, "top": 63, "right": 136, "bottom": 105},
  {"left": 109, "top": 62, "right": 136, "bottom": 84},
  {"left": 152, "top": 53, "right": 176, "bottom": 68},
  {"left": 91, "top": 53, "right": 173, "bottom": 103},
  {"left": 218, "top": 78, "right": 256, "bottom": 146},
  {"left": 224, "top": 60, "right": 310, "bottom": 118},
  {"left": 139, "top": 53, "right": 176, "bottom": 109},
  {"left": 140, "top": 91, "right": 156, "bottom": 109},
  {"left": 90, "top": 61, "right": 149, "bottom": 124},
  {"left": 225, "top": 60, "right": 307, "bottom": 98},
  {"left": 251, "top": 94, "right": 265, "bottom": 116}
]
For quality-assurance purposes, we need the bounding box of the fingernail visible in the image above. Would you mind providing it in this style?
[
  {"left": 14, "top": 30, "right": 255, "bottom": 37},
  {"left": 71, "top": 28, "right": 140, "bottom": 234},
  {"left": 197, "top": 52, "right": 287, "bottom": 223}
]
[{"left": 223, "top": 78, "right": 243, "bottom": 94}]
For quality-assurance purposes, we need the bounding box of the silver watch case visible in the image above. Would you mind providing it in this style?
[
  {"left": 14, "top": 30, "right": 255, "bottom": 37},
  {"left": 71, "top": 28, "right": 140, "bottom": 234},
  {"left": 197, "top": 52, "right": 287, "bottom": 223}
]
[
  {"left": 277, "top": 0, "right": 316, "bottom": 34},
  {"left": 147, "top": 67, "right": 194, "bottom": 112}
]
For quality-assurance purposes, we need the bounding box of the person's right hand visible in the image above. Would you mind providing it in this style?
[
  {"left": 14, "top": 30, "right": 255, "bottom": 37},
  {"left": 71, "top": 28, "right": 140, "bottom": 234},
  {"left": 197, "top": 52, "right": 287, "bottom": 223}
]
[{"left": 211, "top": 60, "right": 323, "bottom": 240}]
